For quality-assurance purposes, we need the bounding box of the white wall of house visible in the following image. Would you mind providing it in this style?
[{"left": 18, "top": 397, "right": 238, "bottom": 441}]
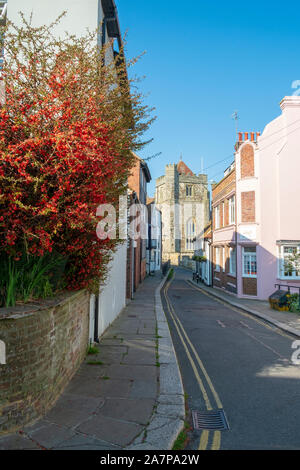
[
  {"left": 8, "top": 0, "right": 102, "bottom": 37},
  {"left": 97, "top": 242, "right": 127, "bottom": 338}
]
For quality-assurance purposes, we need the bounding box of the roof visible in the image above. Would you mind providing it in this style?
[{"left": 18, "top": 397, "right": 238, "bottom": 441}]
[
  {"left": 204, "top": 223, "right": 212, "bottom": 239},
  {"left": 101, "top": 0, "right": 122, "bottom": 49},
  {"left": 177, "top": 160, "right": 194, "bottom": 176},
  {"left": 131, "top": 152, "right": 152, "bottom": 183}
]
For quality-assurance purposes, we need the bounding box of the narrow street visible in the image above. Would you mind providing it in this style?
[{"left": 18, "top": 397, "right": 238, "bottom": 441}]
[{"left": 161, "top": 267, "right": 300, "bottom": 450}]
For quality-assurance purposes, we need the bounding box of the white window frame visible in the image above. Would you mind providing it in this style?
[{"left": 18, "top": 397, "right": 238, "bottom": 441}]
[
  {"left": 215, "top": 205, "right": 220, "bottom": 229},
  {"left": 229, "top": 246, "right": 236, "bottom": 276},
  {"left": 229, "top": 195, "right": 235, "bottom": 225},
  {"left": 242, "top": 246, "right": 257, "bottom": 278},
  {"left": 215, "top": 247, "right": 220, "bottom": 272},
  {"left": 222, "top": 202, "right": 225, "bottom": 227},
  {"left": 278, "top": 244, "right": 300, "bottom": 280}
]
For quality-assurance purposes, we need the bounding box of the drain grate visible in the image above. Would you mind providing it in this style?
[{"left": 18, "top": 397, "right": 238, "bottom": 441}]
[{"left": 192, "top": 410, "right": 229, "bottom": 431}]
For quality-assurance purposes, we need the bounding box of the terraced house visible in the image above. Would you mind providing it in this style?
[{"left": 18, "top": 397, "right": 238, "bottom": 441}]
[{"left": 212, "top": 95, "right": 300, "bottom": 300}]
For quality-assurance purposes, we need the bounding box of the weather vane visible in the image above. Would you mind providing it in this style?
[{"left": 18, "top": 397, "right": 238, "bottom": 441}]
[{"left": 231, "top": 111, "right": 239, "bottom": 138}]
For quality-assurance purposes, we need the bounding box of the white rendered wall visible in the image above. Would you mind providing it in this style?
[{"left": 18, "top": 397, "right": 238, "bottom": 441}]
[
  {"left": 8, "top": 0, "right": 102, "bottom": 38},
  {"left": 97, "top": 242, "right": 127, "bottom": 337}
]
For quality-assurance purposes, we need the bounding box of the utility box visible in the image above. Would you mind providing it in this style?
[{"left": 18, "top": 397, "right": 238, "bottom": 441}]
[{"left": 269, "top": 290, "right": 289, "bottom": 311}]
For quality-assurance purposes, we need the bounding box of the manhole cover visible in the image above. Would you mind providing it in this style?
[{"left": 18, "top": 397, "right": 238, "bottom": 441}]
[{"left": 192, "top": 410, "right": 229, "bottom": 431}]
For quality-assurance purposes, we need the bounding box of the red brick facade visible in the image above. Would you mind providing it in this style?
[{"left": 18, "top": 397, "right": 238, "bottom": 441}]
[
  {"left": 243, "top": 277, "right": 257, "bottom": 296},
  {"left": 212, "top": 167, "right": 237, "bottom": 294},
  {"left": 241, "top": 191, "right": 255, "bottom": 223},
  {"left": 240, "top": 144, "right": 255, "bottom": 178}
]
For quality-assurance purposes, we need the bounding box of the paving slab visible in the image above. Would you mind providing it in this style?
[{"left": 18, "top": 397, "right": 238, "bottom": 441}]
[
  {"left": 77, "top": 415, "right": 143, "bottom": 447},
  {"left": 0, "top": 434, "right": 40, "bottom": 450},
  {"left": 105, "top": 364, "right": 157, "bottom": 381},
  {"left": 98, "top": 398, "right": 155, "bottom": 425},
  {"left": 54, "top": 434, "right": 121, "bottom": 450},
  {"left": 23, "top": 421, "right": 75, "bottom": 449},
  {"left": 44, "top": 394, "right": 104, "bottom": 427}
]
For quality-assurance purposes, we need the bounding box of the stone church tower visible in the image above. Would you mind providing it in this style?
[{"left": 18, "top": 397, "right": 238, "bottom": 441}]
[{"left": 155, "top": 160, "right": 210, "bottom": 265}]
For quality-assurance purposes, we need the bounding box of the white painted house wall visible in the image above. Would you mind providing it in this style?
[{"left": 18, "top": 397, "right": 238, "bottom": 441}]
[
  {"left": 8, "top": 0, "right": 101, "bottom": 37},
  {"left": 97, "top": 243, "right": 127, "bottom": 337}
]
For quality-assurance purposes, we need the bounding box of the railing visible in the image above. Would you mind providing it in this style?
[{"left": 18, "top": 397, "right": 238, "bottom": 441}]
[{"left": 275, "top": 284, "right": 300, "bottom": 309}]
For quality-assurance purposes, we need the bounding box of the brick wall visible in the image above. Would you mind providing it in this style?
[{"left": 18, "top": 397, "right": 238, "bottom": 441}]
[
  {"left": 241, "top": 191, "right": 255, "bottom": 222},
  {"left": 240, "top": 144, "right": 254, "bottom": 178},
  {"left": 242, "top": 278, "right": 257, "bottom": 296},
  {"left": 0, "top": 290, "right": 89, "bottom": 434},
  {"left": 212, "top": 169, "right": 235, "bottom": 230}
]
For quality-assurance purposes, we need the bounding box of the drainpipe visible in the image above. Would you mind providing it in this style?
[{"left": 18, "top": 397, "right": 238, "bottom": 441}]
[{"left": 94, "top": 295, "right": 100, "bottom": 343}]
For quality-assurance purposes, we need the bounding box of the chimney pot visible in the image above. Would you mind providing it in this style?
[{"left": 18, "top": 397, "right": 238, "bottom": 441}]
[
  {"left": 250, "top": 132, "right": 255, "bottom": 142},
  {"left": 256, "top": 132, "right": 261, "bottom": 139},
  {"left": 244, "top": 132, "right": 249, "bottom": 141},
  {"left": 238, "top": 132, "right": 243, "bottom": 142}
]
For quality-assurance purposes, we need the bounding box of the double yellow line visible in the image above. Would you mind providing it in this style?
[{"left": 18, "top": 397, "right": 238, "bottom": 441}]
[{"left": 163, "top": 272, "right": 223, "bottom": 450}]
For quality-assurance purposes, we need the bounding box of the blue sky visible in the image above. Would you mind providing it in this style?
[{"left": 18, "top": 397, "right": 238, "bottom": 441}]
[{"left": 117, "top": 0, "right": 300, "bottom": 196}]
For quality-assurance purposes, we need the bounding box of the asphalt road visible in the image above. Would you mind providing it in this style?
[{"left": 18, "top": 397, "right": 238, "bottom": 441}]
[{"left": 161, "top": 267, "right": 300, "bottom": 450}]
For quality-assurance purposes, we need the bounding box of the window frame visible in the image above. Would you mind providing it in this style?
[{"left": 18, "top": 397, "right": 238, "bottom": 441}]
[
  {"left": 229, "top": 246, "right": 236, "bottom": 276},
  {"left": 228, "top": 195, "right": 236, "bottom": 225},
  {"left": 186, "top": 185, "right": 193, "bottom": 197},
  {"left": 278, "top": 244, "right": 300, "bottom": 280},
  {"left": 215, "top": 247, "right": 220, "bottom": 272},
  {"left": 215, "top": 205, "right": 220, "bottom": 229},
  {"left": 242, "top": 246, "right": 257, "bottom": 278}
]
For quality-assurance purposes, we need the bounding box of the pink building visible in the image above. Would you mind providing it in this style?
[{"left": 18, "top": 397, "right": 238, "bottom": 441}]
[{"left": 235, "top": 96, "right": 300, "bottom": 300}]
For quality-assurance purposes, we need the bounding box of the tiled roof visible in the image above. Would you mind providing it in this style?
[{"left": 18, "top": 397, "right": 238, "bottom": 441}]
[{"left": 177, "top": 160, "right": 194, "bottom": 176}]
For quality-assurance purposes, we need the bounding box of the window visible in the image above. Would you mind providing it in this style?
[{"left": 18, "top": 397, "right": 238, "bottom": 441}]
[
  {"left": 229, "top": 196, "right": 235, "bottom": 225},
  {"left": 279, "top": 245, "right": 300, "bottom": 279},
  {"left": 186, "top": 219, "right": 195, "bottom": 251},
  {"left": 242, "top": 246, "right": 257, "bottom": 277},
  {"left": 186, "top": 185, "right": 192, "bottom": 197},
  {"left": 215, "top": 205, "right": 220, "bottom": 229},
  {"left": 222, "top": 202, "right": 225, "bottom": 227},
  {"left": 215, "top": 247, "right": 220, "bottom": 272},
  {"left": 229, "top": 247, "right": 236, "bottom": 276}
]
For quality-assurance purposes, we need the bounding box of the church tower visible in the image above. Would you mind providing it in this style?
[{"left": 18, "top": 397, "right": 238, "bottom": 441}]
[{"left": 155, "top": 160, "right": 210, "bottom": 265}]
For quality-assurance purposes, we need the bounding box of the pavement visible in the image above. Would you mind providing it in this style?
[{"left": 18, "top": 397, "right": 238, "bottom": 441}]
[
  {"left": 190, "top": 279, "right": 300, "bottom": 338},
  {"left": 0, "top": 271, "right": 185, "bottom": 451}
]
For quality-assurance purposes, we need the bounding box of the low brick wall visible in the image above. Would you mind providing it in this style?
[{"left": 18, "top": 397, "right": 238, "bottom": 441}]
[{"left": 0, "top": 290, "right": 90, "bottom": 434}]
